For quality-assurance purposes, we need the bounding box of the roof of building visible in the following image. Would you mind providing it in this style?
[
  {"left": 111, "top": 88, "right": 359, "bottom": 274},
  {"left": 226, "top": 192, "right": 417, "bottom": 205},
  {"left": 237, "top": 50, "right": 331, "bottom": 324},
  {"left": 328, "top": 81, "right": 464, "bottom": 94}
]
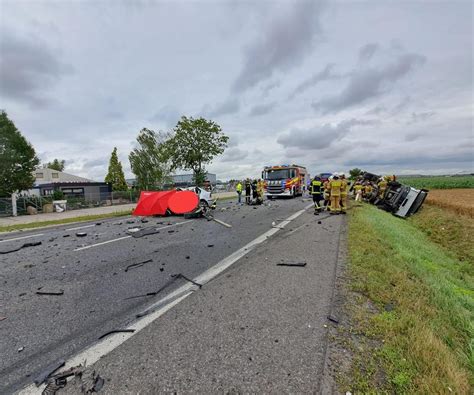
[{"left": 34, "top": 168, "right": 96, "bottom": 185}]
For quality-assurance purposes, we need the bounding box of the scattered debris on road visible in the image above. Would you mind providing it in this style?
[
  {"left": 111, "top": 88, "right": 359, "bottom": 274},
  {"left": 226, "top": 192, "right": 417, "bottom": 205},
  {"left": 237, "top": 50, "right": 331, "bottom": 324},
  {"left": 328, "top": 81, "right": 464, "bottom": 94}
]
[
  {"left": 76, "top": 232, "right": 87, "bottom": 237},
  {"left": 124, "top": 259, "right": 153, "bottom": 272},
  {"left": 42, "top": 365, "right": 83, "bottom": 394},
  {"left": 0, "top": 241, "right": 42, "bottom": 254},
  {"left": 130, "top": 227, "right": 161, "bottom": 238},
  {"left": 34, "top": 359, "right": 66, "bottom": 386},
  {"left": 126, "top": 227, "right": 142, "bottom": 234},
  {"left": 207, "top": 244, "right": 214, "bottom": 247},
  {"left": 171, "top": 273, "right": 202, "bottom": 288},
  {"left": 36, "top": 290, "right": 64, "bottom": 296},
  {"left": 327, "top": 315, "right": 339, "bottom": 324},
  {"left": 276, "top": 262, "right": 307, "bottom": 267},
  {"left": 98, "top": 329, "right": 135, "bottom": 340},
  {"left": 18, "top": 346, "right": 25, "bottom": 352}
]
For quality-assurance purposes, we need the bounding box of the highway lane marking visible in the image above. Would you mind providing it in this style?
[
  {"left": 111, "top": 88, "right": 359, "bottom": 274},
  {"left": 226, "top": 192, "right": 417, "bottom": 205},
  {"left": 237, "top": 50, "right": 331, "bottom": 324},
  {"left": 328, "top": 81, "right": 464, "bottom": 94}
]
[
  {"left": 65, "top": 224, "right": 97, "bottom": 231},
  {"left": 73, "top": 220, "right": 194, "bottom": 251},
  {"left": 0, "top": 234, "right": 44, "bottom": 243},
  {"left": 19, "top": 204, "right": 312, "bottom": 394}
]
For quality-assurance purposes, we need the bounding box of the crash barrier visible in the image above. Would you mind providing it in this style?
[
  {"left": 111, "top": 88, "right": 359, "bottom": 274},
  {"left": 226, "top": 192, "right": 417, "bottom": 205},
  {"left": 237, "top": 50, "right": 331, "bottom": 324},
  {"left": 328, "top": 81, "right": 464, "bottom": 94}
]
[
  {"left": 0, "top": 191, "right": 141, "bottom": 217},
  {"left": 359, "top": 172, "right": 428, "bottom": 218}
]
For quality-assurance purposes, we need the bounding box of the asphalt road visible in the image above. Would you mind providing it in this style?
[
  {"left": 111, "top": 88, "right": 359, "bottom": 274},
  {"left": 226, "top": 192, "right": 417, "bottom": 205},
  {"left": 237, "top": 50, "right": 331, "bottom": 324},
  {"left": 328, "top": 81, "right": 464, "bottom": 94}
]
[{"left": 0, "top": 197, "right": 312, "bottom": 393}]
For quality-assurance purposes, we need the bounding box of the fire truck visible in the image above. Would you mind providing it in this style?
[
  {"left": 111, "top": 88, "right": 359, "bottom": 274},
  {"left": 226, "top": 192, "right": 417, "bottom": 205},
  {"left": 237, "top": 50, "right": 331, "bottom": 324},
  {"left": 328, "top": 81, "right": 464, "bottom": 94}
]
[{"left": 262, "top": 164, "right": 309, "bottom": 198}]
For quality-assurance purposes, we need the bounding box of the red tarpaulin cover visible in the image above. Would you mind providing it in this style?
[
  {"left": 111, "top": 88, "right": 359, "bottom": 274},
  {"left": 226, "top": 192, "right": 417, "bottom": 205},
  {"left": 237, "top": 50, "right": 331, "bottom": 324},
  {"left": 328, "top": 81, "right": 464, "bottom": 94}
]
[
  {"left": 168, "top": 190, "right": 199, "bottom": 214},
  {"left": 132, "top": 190, "right": 177, "bottom": 216}
]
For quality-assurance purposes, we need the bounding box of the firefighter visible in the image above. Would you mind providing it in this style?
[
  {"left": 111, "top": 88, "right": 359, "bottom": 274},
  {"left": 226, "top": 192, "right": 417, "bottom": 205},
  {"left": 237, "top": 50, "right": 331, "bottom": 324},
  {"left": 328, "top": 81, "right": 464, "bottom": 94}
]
[
  {"left": 245, "top": 179, "right": 251, "bottom": 205},
  {"left": 340, "top": 174, "right": 348, "bottom": 214},
  {"left": 363, "top": 181, "right": 373, "bottom": 201},
  {"left": 310, "top": 175, "right": 323, "bottom": 215},
  {"left": 354, "top": 181, "right": 363, "bottom": 202},
  {"left": 251, "top": 179, "right": 258, "bottom": 203},
  {"left": 323, "top": 178, "right": 331, "bottom": 210},
  {"left": 236, "top": 181, "right": 243, "bottom": 204},
  {"left": 329, "top": 174, "right": 342, "bottom": 214},
  {"left": 257, "top": 179, "right": 265, "bottom": 203},
  {"left": 377, "top": 177, "right": 388, "bottom": 199}
]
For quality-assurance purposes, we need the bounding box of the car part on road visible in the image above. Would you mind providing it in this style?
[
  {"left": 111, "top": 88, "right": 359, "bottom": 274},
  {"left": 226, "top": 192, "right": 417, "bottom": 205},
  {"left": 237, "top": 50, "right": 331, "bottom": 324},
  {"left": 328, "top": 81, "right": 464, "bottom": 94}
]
[
  {"left": 42, "top": 365, "right": 83, "bottom": 395},
  {"left": 76, "top": 233, "right": 87, "bottom": 237},
  {"left": 171, "top": 273, "right": 202, "bottom": 288},
  {"left": 124, "top": 259, "right": 153, "bottom": 272},
  {"left": 276, "top": 262, "right": 307, "bottom": 267},
  {"left": 36, "top": 290, "right": 64, "bottom": 296},
  {"left": 98, "top": 329, "right": 135, "bottom": 340},
  {"left": 130, "top": 227, "right": 161, "bottom": 238},
  {"left": 0, "top": 241, "right": 42, "bottom": 254},
  {"left": 34, "top": 360, "right": 66, "bottom": 386}
]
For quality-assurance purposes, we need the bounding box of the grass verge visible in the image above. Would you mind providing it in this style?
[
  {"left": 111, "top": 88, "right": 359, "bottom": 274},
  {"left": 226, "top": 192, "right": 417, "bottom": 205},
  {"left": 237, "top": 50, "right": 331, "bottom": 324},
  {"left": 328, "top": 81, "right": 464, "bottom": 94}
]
[
  {"left": 0, "top": 210, "right": 132, "bottom": 233},
  {"left": 344, "top": 203, "right": 473, "bottom": 393}
]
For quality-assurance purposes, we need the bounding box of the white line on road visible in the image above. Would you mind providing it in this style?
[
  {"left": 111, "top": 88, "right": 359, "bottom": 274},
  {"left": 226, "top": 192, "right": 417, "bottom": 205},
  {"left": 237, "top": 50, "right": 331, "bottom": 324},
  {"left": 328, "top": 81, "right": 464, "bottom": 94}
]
[
  {"left": 73, "top": 220, "right": 194, "bottom": 251},
  {"left": 19, "top": 205, "right": 312, "bottom": 394},
  {"left": 0, "top": 234, "right": 44, "bottom": 243},
  {"left": 65, "top": 224, "right": 97, "bottom": 231}
]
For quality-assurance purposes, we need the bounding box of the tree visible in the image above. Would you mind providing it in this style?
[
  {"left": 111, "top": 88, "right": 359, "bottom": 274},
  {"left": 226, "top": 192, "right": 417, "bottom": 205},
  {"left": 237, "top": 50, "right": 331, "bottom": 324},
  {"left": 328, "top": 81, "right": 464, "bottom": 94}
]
[
  {"left": 43, "top": 158, "right": 65, "bottom": 171},
  {"left": 349, "top": 168, "right": 363, "bottom": 180},
  {"left": 105, "top": 147, "right": 128, "bottom": 191},
  {"left": 129, "top": 128, "right": 171, "bottom": 191},
  {"left": 165, "top": 116, "right": 228, "bottom": 186},
  {"left": 0, "top": 111, "right": 39, "bottom": 196}
]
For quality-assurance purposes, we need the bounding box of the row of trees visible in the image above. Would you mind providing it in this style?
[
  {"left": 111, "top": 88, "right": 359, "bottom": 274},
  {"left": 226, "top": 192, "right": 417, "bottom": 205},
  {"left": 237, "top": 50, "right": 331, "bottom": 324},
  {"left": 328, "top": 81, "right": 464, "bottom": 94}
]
[{"left": 0, "top": 110, "right": 228, "bottom": 197}]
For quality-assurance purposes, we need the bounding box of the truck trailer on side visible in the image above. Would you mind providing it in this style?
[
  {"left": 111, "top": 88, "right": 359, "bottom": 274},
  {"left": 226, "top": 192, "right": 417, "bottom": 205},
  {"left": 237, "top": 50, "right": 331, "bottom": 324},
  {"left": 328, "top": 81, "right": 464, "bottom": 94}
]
[{"left": 262, "top": 164, "right": 309, "bottom": 198}]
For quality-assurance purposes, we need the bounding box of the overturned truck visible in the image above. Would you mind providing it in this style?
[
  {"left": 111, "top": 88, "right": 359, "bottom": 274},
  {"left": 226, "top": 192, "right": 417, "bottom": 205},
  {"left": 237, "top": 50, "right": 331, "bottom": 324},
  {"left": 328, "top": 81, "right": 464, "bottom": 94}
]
[{"left": 361, "top": 172, "right": 428, "bottom": 218}]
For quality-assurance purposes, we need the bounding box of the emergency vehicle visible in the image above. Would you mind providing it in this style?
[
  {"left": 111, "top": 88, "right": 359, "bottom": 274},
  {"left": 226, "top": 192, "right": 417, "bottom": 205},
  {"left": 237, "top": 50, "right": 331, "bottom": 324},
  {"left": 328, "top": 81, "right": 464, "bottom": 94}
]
[{"left": 262, "top": 164, "right": 309, "bottom": 198}]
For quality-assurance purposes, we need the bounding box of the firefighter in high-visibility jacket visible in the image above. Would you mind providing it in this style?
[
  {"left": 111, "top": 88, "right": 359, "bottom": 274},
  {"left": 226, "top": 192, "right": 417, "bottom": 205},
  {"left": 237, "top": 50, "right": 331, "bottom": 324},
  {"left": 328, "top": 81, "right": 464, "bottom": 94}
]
[
  {"left": 377, "top": 178, "right": 388, "bottom": 199},
  {"left": 340, "top": 174, "right": 348, "bottom": 214},
  {"left": 329, "top": 175, "right": 343, "bottom": 214},
  {"left": 323, "top": 179, "right": 331, "bottom": 210},
  {"left": 310, "top": 176, "right": 323, "bottom": 215}
]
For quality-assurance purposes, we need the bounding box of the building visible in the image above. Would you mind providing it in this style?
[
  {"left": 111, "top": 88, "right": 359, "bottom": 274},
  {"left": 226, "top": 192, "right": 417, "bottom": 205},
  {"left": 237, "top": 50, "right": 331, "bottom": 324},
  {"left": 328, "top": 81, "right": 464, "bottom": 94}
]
[
  {"left": 30, "top": 168, "right": 111, "bottom": 199},
  {"left": 171, "top": 173, "right": 217, "bottom": 187}
]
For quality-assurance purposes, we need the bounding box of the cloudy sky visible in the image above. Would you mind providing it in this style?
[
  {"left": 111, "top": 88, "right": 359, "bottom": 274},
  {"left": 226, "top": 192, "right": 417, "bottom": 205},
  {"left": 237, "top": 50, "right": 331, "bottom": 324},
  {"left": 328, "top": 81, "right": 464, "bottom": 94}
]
[{"left": 1, "top": 0, "right": 472, "bottom": 181}]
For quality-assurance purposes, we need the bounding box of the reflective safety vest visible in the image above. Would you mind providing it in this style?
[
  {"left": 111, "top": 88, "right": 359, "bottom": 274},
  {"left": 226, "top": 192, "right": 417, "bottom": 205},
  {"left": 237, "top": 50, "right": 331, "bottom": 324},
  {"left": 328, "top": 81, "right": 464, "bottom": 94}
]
[
  {"left": 330, "top": 180, "right": 342, "bottom": 196},
  {"left": 310, "top": 180, "right": 322, "bottom": 195},
  {"left": 354, "top": 184, "right": 363, "bottom": 192},
  {"left": 378, "top": 180, "right": 387, "bottom": 190},
  {"left": 236, "top": 183, "right": 242, "bottom": 192},
  {"left": 341, "top": 179, "right": 348, "bottom": 195}
]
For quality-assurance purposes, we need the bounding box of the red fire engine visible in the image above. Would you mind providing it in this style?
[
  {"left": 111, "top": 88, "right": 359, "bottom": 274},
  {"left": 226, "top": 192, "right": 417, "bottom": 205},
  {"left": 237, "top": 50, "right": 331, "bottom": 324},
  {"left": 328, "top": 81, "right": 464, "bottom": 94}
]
[{"left": 262, "top": 164, "right": 309, "bottom": 198}]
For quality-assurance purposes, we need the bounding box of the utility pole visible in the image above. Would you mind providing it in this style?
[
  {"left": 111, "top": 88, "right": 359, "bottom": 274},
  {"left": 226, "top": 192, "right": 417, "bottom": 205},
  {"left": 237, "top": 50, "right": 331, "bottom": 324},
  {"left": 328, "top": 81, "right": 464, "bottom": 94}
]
[{"left": 11, "top": 192, "right": 17, "bottom": 216}]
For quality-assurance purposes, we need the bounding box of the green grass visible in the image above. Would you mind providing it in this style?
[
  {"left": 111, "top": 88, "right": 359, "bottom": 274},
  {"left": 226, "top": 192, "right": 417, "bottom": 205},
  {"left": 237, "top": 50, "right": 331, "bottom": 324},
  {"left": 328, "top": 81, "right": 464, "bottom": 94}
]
[
  {"left": 0, "top": 210, "right": 132, "bottom": 233},
  {"left": 345, "top": 203, "right": 473, "bottom": 393},
  {"left": 397, "top": 175, "right": 474, "bottom": 189}
]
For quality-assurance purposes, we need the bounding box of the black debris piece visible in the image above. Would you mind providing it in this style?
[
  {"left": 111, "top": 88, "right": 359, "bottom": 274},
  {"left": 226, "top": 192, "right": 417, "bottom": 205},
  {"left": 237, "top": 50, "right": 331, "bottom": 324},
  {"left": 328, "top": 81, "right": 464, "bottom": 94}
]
[
  {"left": 126, "top": 220, "right": 135, "bottom": 224},
  {"left": 36, "top": 290, "right": 64, "bottom": 296},
  {"left": 63, "top": 234, "right": 70, "bottom": 238},
  {"left": 98, "top": 329, "right": 135, "bottom": 340},
  {"left": 43, "top": 365, "right": 83, "bottom": 394},
  {"left": 131, "top": 227, "right": 161, "bottom": 238},
  {"left": 168, "top": 230, "right": 175, "bottom": 233},
  {"left": 327, "top": 315, "right": 339, "bottom": 324},
  {"left": 141, "top": 218, "right": 149, "bottom": 223},
  {"left": 0, "top": 241, "right": 42, "bottom": 255},
  {"left": 76, "top": 232, "right": 87, "bottom": 237},
  {"left": 171, "top": 273, "right": 203, "bottom": 288},
  {"left": 207, "top": 244, "right": 214, "bottom": 248},
  {"left": 185, "top": 256, "right": 190, "bottom": 259},
  {"left": 317, "top": 221, "right": 322, "bottom": 224},
  {"left": 96, "top": 222, "right": 102, "bottom": 225},
  {"left": 93, "top": 375, "right": 105, "bottom": 392},
  {"left": 159, "top": 267, "right": 164, "bottom": 272},
  {"left": 34, "top": 360, "right": 65, "bottom": 386},
  {"left": 276, "top": 262, "right": 307, "bottom": 267},
  {"left": 124, "top": 259, "right": 153, "bottom": 272}
]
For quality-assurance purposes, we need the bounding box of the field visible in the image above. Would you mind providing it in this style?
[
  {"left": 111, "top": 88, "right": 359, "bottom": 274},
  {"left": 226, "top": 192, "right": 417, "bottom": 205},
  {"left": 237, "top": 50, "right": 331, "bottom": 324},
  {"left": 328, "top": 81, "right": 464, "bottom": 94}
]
[
  {"left": 425, "top": 188, "right": 474, "bottom": 217},
  {"left": 397, "top": 175, "right": 474, "bottom": 189},
  {"left": 342, "top": 203, "right": 473, "bottom": 393}
]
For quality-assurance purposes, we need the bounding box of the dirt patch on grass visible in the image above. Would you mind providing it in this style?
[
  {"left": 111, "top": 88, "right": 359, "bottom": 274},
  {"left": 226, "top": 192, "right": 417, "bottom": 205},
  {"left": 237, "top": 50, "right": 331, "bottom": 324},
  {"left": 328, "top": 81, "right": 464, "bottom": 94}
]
[{"left": 426, "top": 188, "right": 474, "bottom": 217}]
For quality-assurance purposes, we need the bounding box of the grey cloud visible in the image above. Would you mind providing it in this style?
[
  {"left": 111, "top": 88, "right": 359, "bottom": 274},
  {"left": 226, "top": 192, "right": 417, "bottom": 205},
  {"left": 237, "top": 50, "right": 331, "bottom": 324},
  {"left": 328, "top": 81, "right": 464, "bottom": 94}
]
[
  {"left": 404, "top": 132, "right": 423, "bottom": 142},
  {"left": 345, "top": 151, "right": 473, "bottom": 167},
  {"left": 150, "top": 105, "right": 181, "bottom": 128},
  {"left": 313, "top": 50, "right": 425, "bottom": 113},
  {"left": 0, "top": 31, "right": 73, "bottom": 107},
  {"left": 288, "top": 63, "right": 339, "bottom": 100},
  {"left": 221, "top": 147, "right": 249, "bottom": 162},
  {"left": 232, "top": 1, "right": 324, "bottom": 92},
  {"left": 409, "top": 111, "right": 436, "bottom": 124},
  {"left": 205, "top": 97, "right": 240, "bottom": 117},
  {"left": 277, "top": 118, "right": 378, "bottom": 151},
  {"left": 358, "top": 43, "right": 379, "bottom": 61},
  {"left": 261, "top": 80, "right": 280, "bottom": 97},
  {"left": 249, "top": 102, "right": 277, "bottom": 117}
]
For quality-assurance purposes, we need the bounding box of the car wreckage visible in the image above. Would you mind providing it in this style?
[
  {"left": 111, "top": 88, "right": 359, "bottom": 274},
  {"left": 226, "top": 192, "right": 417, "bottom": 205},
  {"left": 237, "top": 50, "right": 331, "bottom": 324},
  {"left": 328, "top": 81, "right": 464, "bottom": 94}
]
[{"left": 360, "top": 172, "right": 428, "bottom": 218}]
